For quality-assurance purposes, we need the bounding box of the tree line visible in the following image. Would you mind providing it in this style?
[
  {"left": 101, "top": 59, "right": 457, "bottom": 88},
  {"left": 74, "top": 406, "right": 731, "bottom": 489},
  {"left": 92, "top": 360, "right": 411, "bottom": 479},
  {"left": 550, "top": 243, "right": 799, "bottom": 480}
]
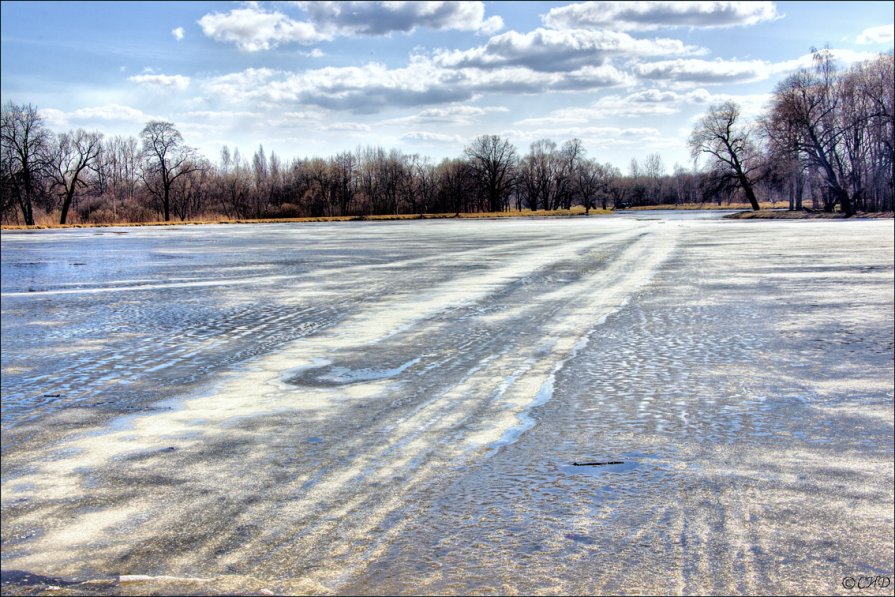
[
  {"left": 2, "top": 51, "right": 891, "bottom": 225},
  {"left": 690, "top": 50, "right": 893, "bottom": 216}
]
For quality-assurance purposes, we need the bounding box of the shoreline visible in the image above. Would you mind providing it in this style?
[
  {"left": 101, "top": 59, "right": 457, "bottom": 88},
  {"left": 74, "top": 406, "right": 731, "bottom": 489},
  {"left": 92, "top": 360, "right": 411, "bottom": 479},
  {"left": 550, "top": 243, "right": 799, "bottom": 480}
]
[
  {"left": 3, "top": 206, "right": 891, "bottom": 232},
  {"left": 1, "top": 208, "right": 611, "bottom": 231},
  {"left": 724, "top": 210, "right": 894, "bottom": 219}
]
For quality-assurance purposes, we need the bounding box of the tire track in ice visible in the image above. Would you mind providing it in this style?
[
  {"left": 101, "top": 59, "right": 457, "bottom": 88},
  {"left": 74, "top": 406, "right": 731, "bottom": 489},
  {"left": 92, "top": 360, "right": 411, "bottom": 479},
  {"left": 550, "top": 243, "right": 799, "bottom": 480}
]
[
  {"left": 193, "top": 224, "right": 678, "bottom": 589},
  {"left": 2, "top": 228, "right": 615, "bottom": 429}
]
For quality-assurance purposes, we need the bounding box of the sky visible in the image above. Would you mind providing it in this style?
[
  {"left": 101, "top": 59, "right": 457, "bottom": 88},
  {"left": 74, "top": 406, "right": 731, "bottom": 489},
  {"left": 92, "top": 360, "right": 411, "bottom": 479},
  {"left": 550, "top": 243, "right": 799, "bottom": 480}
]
[{"left": 1, "top": 1, "right": 893, "bottom": 172}]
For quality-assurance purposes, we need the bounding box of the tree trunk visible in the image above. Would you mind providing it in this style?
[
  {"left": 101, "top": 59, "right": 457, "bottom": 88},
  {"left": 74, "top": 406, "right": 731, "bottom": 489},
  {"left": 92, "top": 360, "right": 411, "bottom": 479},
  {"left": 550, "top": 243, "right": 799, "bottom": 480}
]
[
  {"left": 163, "top": 185, "right": 171, "bottom": 222},
  {"left": 60, "top": 188, "right": 75, "bottom": 224},
  {"left": 19, "top": 195, "right": 34, "bottom": 226},
  {"left": 837, "top": 188, "right": 855, "bottom": 217},
  {"left": 741, "top": 179, "right": 760, "bottom": 211}
]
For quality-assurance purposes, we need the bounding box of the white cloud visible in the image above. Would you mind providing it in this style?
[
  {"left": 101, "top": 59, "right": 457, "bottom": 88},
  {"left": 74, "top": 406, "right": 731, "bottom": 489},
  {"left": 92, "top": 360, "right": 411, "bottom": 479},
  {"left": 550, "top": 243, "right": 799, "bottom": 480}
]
[
  {"left": 200, "top": 55, "right": 632, "bottom": 114},
  {"left": 856, "top": 24, "right": 894, "bottom": 45},
  {"left": 38, "top": 108, "right": 70, "bottom": 127},
  {"left": 543, "top": 1, "right": 780, "bottom": 32},
  {"left": 39, "top": 104, "right": 154, "bottom": 127},
  {"left": 322, "top": 122, "right": 371, "bottom": 132},
  {"left": 628, "top": 49, "right": 878, "bottom": 86},
  {"left": 382, "top": 105, "right": 509, "bottom": 126},
  {"left": 172, "top": 26, "right": 185, "bottom": 41},
  {"left": 184, "top": 110, "right": 260, "bottom": 120},
  {"left": 198, "top": 7, "right": 329, "bottom": 51},
  {"left": 503, "top": 125, "right": 671, "bottom": 151},
  {"left": 297, "top": 1, "right": 503, "bottom": 36},
  {"left": 434, "top": 27, "right": 705, "bottom": 72},
  {"left": 512, "top": 88, "right": 770, "bottom": 128},
  {"left": 71, "top": 104, "right": 152, "bottom": 122},
  {"left": 199, "top": 2, "right": 503, "bottom": 52},
  {"left": 129, "top": 73, "right": 191, "bottom": 91},
  {"left": 400, "top": 131, "right": 465, "bottom": 143},
  {"left": 633, "top": 58, "right": 769, "bottom": 84}
]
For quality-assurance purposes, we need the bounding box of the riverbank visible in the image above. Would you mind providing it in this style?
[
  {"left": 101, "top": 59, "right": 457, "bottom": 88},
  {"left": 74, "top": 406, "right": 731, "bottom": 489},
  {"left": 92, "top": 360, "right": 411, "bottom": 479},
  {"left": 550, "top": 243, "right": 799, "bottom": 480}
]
[
  {"left": 725, "top": 210, "right": 894, "bottom": 219},
  {"left": 2, "top": 207, "right": 611, "bottom": 230}
]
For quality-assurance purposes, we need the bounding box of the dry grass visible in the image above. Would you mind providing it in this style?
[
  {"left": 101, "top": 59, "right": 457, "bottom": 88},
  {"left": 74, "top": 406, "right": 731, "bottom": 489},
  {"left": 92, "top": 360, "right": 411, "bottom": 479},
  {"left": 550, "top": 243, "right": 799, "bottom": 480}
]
[
  {"left": 623, "top": 202, "right": 785, "bottom": 211},
  {"left": 1, "top": 207, "right": 613, "bottom": 231},
  {"left": 725, "top": 210, "right": 894, "bottom": 220}
]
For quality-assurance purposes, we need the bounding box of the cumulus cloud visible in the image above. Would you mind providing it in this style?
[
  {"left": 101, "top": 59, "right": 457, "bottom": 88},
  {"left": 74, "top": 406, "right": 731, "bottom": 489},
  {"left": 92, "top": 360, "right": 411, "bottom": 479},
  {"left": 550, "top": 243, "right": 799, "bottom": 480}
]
[
  {"left": 172, "top": 26, "right": 185, "bottom": 41},
  {"left": 198, "top": 7, "right": 328, "bottom": 51},
  {"left": 856, "top": 24, "right": 894, "bottom": 45},
  {"left": 129, "top": 73, "right": 191, "bottom": 90},
  {"left": 202, "top": 61, "right": 468, "bottom": 112},
  {"left": 434, "top": 27, "right": 705, "bottom": 72},
  {"left": 543, "top": 1, "right": 780, "bottom": 32},
  {"left": 297, "top": 1, "right": 503, "bottom": 36},
  {"left": 201, "top": 54, "right": 633, "bottom": 114},
  {"left": 199, "top": 2, "right": 502, "bottom": 52},
  {"left": 633, "top": 58, "right": 768, "bottom": 84}
]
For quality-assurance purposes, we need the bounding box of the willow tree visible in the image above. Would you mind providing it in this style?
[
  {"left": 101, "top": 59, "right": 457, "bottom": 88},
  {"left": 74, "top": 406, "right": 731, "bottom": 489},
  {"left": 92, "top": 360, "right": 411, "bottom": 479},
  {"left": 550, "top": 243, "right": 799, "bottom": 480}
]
[{"left": 689, "top": 101, "right": 762, "bottom": 211}]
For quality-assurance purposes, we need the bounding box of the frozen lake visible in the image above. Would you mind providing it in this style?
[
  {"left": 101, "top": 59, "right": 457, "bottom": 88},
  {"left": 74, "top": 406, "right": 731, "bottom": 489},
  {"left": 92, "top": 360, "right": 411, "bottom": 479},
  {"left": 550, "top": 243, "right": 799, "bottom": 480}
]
[{"left": 1, "top": 215, "right": 893, "bottom": 595}]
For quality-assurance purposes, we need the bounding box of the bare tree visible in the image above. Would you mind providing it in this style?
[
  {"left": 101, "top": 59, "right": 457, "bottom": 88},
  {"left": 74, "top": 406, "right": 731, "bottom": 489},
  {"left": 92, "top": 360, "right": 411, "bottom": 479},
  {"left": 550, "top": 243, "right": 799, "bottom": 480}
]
[
  {"left": 557, "top": 138, "right": 585, "bottom": 209},
  {"left": 139, "top": 121, "right": 201, "bottom": 221},
  {"left": 1, "top": 102, "right": 52, "bottom": 225},
  {"left": 574, "top": 158, "right": 603, "bottom": 214},
  {"left": 689, "top": 101, "right": 762, "bottom": 211},
  {"left": 643, "top": 152, "right": 665, "bottom": 204},
  {"left": 465, "top": 135, "right": 517, "bottom": 212},
  {"left": 434, "top": 157, "right": 473, "bottom": 215},
  {"left": 49, "top": 129, "right": 103, "bottom": 224},
  {"left": 768, "top": 50, "right": 894, "bottom": 215}
]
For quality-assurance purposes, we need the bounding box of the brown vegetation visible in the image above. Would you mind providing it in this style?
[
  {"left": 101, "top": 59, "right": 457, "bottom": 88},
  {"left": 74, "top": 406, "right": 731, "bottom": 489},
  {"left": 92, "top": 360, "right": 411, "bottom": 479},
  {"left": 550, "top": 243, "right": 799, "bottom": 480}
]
[
  {"left": 724, "top": 210, "right": 894, "bottom": 220},
  {"left": 1, "top": 207, "right": 612, "bottom": 230}
]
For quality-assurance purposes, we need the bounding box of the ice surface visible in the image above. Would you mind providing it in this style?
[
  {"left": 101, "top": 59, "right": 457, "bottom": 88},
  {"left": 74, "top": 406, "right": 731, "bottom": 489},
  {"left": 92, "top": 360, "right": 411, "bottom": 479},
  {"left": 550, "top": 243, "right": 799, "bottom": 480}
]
[{"left": 1, "top": 215, "right": 892, "bottom": 595}]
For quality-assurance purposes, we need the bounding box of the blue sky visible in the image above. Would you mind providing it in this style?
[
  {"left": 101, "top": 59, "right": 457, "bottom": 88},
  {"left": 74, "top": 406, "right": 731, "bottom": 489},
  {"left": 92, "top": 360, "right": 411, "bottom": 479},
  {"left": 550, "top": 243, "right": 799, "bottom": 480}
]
[{"left": 2, "top": 1, "right": 892, "bottom": 171}]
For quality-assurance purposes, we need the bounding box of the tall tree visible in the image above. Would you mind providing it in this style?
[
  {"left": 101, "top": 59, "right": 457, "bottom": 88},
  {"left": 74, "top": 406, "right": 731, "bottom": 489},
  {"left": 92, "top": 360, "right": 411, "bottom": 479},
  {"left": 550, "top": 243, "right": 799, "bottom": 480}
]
[
  {"left": 1, "top": 102, "right": 52, "bottom": 225},
  {"left": 768, "top": 50, "right": 894, "bottom": 215},
  {"left": 574, "top": 158, "right": 603, "bottom": 215},
  {"left": 689, "top": 101, "right": 762, "bottom": 211},
  {"left": 139, "top": 121, "right": 200, "bottom": 221},
  {"left": 465, "top": 135, "right": 517, "bottom": 212},
  {"left": 49, "top": 129, "right": 103, "bottom": 224}
]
